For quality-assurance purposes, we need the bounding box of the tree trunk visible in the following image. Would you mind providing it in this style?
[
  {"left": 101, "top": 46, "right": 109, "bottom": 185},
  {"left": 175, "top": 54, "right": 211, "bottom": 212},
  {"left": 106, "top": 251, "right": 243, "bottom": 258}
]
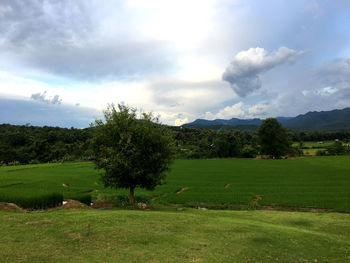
[{"left": 130, "top": 187, "right": 135, "bottom": 204}]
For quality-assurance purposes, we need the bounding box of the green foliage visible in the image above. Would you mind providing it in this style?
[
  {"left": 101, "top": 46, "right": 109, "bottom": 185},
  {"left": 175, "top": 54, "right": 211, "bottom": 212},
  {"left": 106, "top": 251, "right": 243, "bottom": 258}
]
[
  {"left": 258, "top": 118, "right": 291, "bottom": 158},
  {"left": 70, "top": 194, "right": 92, "bottom": 206},
  {"left": 213, "top": 132, "right": 243, "bottom": 158},
  {"left": 0, "top": 191, "right": 63, "bottom": 209},
  {"left": 316, "top": 150, "right": 327, "bottom": 156},
  {"left": 2, "top": 122, "right": 350, "bottom": 165},
  {"left": 241, "top": 146, "right": 258, "bottom": 158},
  {"left": 90, "top": 104, "right": 176, "bottom": 203},
  {"left": 0, "top": 124, "right": 92, "bottom": 164},
  {"left": 171, "top": 126, "right": 257, "bottom": 159},
  {"left": 116, "top": 195, "right": 130, "bottom": 206},
  {"left": 327, "top": 141, "right": 347, "bottom": 155},
  {"left": 113, "top": 195, "right": 150, "bottom": 206}
]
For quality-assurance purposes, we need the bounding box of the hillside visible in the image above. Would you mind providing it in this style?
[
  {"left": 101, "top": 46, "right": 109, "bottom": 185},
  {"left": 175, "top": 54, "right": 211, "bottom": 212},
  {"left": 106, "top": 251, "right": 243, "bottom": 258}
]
[{"left": 183, "top": 107, "right": 350, "bottom": 131}]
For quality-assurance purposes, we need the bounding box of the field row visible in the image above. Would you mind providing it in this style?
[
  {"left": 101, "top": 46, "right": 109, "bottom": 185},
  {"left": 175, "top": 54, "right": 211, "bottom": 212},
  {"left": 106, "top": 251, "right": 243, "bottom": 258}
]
[{"left": 0, "top": 156, "right": 350, "bottom": 211}]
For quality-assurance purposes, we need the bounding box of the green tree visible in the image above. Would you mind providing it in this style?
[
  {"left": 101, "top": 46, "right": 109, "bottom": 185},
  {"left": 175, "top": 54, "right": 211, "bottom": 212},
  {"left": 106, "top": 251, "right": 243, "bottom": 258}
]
[
  {"left": 327, "top": 141, "right": 345, "bottom": 155},
  {"left": 258, "top": 118, "right": 291, "bottom": 158},
  {"left": 90, "top": 104, "right": 175, "bottom": 204},
  {"left": 213, "top": 131, "right": 242, "bottom": 158}
]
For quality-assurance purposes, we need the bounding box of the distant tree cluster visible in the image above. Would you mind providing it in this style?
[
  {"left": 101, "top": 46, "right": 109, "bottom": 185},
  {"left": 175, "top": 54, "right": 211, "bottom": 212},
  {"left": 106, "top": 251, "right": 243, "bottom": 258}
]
[
  {"left": 291, "top": 131, "right": 350, "bottom": 142},
  {"left": 170, "top": 127, "right": 259, "bottom": 159},
  {"left": 316, "top": 141, "right": 350, "bottom": 156},
  {"left": 1, "top": 117, "right": 350, "bottom": 165},
  {"left": 0, "top": 124, "right": 92, "bottom": 165}
]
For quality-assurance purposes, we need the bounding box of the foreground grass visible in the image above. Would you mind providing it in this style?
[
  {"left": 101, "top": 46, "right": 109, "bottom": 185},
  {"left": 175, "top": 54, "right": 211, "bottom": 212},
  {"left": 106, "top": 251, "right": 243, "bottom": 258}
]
[
  {"left": 1, "top": 156, "right": 350, "bottom": 211},
  {"left": 1, "top": 209, "right": 349, "bottom": 263}
]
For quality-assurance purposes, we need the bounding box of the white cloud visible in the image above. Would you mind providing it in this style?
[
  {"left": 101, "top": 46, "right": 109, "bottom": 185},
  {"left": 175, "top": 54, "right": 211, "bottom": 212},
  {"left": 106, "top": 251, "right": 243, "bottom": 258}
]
[
  {"left": 222, "top": 47, "right": 308, "bottom": 97},
  {"left": 149, "top": 79, "right": 234, "bottom": 113},
  {"left": 247, "top": 103, "right": 269, "bottom": 117},
  {"left": 205, "top": 102, "right": 245, "bottom": 120},
  {"left": 203, "top": 102, "right": 274, "bottom": 121},
  {"left": 174, "top": 118, "right": 189, "bottom": 126},
  {"left": 302, "top": 90, "right": 310, "bottom": 96},
  {"left": 315, "top": 86, "right": 338, "bottom": 96}
]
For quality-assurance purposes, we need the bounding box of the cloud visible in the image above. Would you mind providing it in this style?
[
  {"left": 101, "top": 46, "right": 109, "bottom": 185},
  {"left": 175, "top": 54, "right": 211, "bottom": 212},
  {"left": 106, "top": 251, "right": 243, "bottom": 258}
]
[
  {"left": 317, "top": 58, "right": 350, "bottom": 85},
  {"left": 174, "top": 117, "right": 189, "bottom": 126},
  {"left": 0, "top": 97, "right": 100, "bottom": 128},
  {"left": 315, "top": 86, "right": 338, "bottom": 96},
  {"left": 205, "top": 102, "right": 245, "bottom": 120},
  {"left": 204, "top": 102, "right": 274, "bottom": 120},
  {"left": 1, "top": 0, "right": 350, "bottom": 127},
  {"left": 0, "top": 0, "right": 175, "bottom": 80},
  {"left": 247, "top": 103, "right": 269, "bottom": 117},
  {"left": 299, "top": 58, "right": 350, "bottom": 104},
  {"left": 31, "top": 91, "right": 62, "bottom": 104},
  {"left": 222, "top": 47, "right": 308, "bottom": 97},
  {"left": 265, "top": 57, "right": 350, "bottom": 117},
  {"left": 149, "top": 79, "right": 234, "bottom": 113}
]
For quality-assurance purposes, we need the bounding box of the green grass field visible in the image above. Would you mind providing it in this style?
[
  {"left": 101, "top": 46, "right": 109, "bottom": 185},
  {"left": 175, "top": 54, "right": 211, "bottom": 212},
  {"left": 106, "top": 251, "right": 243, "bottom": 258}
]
[
  {"left": 1, "top": 209, "right": 349, "bottom": 263},
  {"left": 292, "top": 141, "right": 335, "bottom": 148},
  {"left": 1, "top": 157, "right": 350, "bottom": 262},
  {"left": 292, "top": 141, "right": 336, "bottom": 155},
  {"left": 1, "top": 156, "right": 349, "bottom": 211}
]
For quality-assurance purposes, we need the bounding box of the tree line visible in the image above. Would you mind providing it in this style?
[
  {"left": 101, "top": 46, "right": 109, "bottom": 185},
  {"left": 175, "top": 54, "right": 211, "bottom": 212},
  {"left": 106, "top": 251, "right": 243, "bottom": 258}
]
[
  {"left": 0, "top": 124, "right": 92, "bottom": 165},
  {"left": 1, "top": 119, "right": 350, "bottom": 165}
]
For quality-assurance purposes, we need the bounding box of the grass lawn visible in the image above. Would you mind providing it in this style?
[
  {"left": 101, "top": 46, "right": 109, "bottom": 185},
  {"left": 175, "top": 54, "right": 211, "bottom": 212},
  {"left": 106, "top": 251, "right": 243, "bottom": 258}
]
[
  {"left": 1, "top": 209, "right": 349, "bottom": 263},
  {"left": 0, "top": 156, "right": 350, "bottom": 211}
]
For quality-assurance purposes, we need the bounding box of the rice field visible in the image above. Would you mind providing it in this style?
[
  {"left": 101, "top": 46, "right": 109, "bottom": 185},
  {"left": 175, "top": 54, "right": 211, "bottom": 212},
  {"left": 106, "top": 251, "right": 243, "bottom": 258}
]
[{"left": 1, "top": 156, "right": 349, "bottom": 211}]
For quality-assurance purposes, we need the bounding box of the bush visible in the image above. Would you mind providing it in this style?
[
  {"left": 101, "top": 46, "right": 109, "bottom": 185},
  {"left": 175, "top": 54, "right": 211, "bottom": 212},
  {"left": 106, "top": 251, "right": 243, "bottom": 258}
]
[
  {"left": 241, "top": 146, "right": 258, "bottom": 158},
  {"left": 289, "top": 147, "right": 303, "bottom": 157},
  {"left": 0, "top": 191, "right": 63, "bottom": 209},
  {"left": 116, "top": 195, "right": 150, "bottom": 206},
  {"left": 327, "top": 141, "right": 345, "bottom": 155},
  {"left": 70, "top": 194, "right": 92, "bottom": 205},
  {"left": 116, "top": 195, "right": 130, "bottom": 206},
  {"left": 135, "top": 195, "right": 150, "bottom": 204},
  {"left": 93, "top": 193, "right": 150, "bottom": 207},
  {"left": 316, "top": 150, "right": 327, "bottom": 156},
  {"left": 29, "top": 159, "right": 40, "bottom": 164}
]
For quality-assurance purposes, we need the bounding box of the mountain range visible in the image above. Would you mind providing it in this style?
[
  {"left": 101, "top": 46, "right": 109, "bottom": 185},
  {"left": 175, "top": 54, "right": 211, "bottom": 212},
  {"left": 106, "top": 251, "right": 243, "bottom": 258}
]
[{"left": 182, "top": 107, "right": 350, "bottom": 132}]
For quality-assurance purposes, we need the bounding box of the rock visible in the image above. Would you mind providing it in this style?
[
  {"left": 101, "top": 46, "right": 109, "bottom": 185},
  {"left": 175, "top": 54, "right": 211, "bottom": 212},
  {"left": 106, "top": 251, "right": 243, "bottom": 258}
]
[{"left": 137, "top": 202, "right": 147, "bottom": 209}]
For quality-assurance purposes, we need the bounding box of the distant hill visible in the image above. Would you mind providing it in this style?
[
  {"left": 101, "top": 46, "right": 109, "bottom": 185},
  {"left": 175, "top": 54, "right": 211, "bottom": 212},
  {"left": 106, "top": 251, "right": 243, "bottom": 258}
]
[
  {"left": 184, "top": 117, "right": 291, "bottom": 128},
  {"left": 182, "top": 107, "right": 350, "bottom": 132}
]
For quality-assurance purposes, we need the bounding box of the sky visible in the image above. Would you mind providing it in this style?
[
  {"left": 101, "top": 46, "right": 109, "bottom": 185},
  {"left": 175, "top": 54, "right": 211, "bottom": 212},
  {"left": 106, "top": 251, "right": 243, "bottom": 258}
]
[{"left": 0, "top": 0, "right": 350, "bottom": 128}]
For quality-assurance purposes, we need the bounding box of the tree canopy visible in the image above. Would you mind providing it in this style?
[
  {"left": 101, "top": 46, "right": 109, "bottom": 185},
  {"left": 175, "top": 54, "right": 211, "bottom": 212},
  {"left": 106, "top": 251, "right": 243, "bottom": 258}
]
[
  {"left": 258, "top": 118, "right": 291, "bottom": 158},
  {"left": 90, "top": 104, "right": 175, "bottom": 204}
]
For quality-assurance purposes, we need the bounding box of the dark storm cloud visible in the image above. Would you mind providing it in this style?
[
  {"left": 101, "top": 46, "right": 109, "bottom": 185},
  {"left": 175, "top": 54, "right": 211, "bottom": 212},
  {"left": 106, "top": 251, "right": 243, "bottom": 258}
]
[{"left": 0, "top": 0, "right": 174, "bottom": 80}]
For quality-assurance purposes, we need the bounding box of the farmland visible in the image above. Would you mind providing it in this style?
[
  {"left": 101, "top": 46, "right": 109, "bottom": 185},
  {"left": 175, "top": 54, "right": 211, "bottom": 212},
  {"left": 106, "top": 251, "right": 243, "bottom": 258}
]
[
  {"left": 292, "top": 140, "right": 342, "bottom": 155},
  {"left": 1, "top": 156, "right": 349, "bottom": 211},
  {"left": 1, "top": 156, "right": 350, "bottom": 262}
]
